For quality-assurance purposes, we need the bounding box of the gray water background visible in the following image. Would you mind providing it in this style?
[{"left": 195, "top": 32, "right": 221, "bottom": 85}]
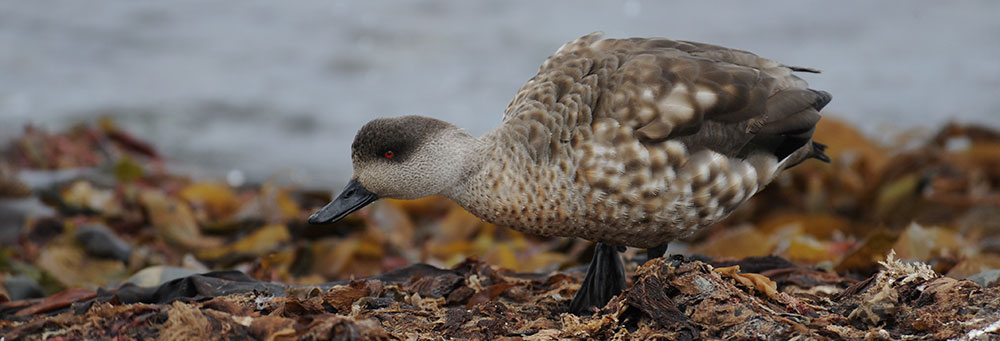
[{"left": 2, "top": 1, "right": 998, "bottom": 189}]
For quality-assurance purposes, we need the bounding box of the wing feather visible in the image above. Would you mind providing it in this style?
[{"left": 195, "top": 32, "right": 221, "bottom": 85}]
[{"left": 501, "top": 33, "right": 830, "bottom": 165}]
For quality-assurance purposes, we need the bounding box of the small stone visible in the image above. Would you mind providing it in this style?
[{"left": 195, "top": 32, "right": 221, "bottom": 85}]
[
  {"left": 966, "top": 269, "right": 1000, "bottom": 288},
  {"left": 75, "top": 224, "right": 133, "bottom": 263},
  {"left": 3, "top": 275, "right": 45, "bottom": 300}
]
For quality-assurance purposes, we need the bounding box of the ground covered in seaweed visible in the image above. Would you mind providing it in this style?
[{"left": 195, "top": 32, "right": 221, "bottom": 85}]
[{"left": 1, "top": 117, "right": 999, "bottom": 339}]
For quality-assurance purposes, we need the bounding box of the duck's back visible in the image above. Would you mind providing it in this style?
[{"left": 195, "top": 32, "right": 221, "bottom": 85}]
[{"left": 485, "top": 33, "right": 830, "bottom": 247}]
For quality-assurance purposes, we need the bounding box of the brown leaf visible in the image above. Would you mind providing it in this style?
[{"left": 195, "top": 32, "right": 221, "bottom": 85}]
[
  {"left": 689, "top": 225, "right": 775, "bottom": 259},
  {"left": 36, "top": 243, "right": 126, "bottom": 288},
  {"left": 272, "top": 296, "right": 324, "bottom": 317},
  {"left": 61, "top": 180, "right": 123, "bottom": 216},
  {"left": 626, "top": 269, "right": 699, "bottom": 337},
  {"left": 892, "top": 223, "right": 963, "bottom": 263},
  {"left": 835, "top": 228, "right": 900, "bottom": 274},
  {"left": 323, "top": 280, "right": 379, "bottom": 312},
  {"left": 465, "top": 283, "right": 514, "bottom": 308},
  {"left": 811, "top": 117, "right": 887, "bottom": 177},
  {"left": 249, "top": 315, "right": 297, "bottom": 341},
  {"left": 101, "top": 116, "right": 160, "bottom": 159},
  {"left": 445, "top": 286, "right": 475, "bottom": 305},
  {"left": 945, "top": 254, "right": 1000, "bottom": 280},
  {"left": 139, "top": 189, "right": 224, "bottom": 251},
  {"left": 14, "top": 288, "right": 96, "bottom": 317},
  {"left": 715, "top": 265, "right": 779, "bottom": 299},
  {"left": 180, "top": 182, "right": 240, "bottom": 219},
  {"left": 784, "top": 234, "right": 836, "bottom": 264},
  {"left": 405, "top": 273, "right": 463, "bottom": 299},
  {"left": 197, "top": 224, "right": 291, "bottom": 261},
  {"left": 756, "top": 213, "right": 851, "bottom": 239},
  {"left": 367, "top": 200, "right": 416, "bottom": 253}
]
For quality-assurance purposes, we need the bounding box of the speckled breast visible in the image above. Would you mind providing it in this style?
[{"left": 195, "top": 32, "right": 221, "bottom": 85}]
[{"left": 457, "top": 137, "right": 779, "bottom": 249}]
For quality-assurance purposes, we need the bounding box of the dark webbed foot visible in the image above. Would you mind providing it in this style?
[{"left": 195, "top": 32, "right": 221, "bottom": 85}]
[
  {"left": 568, "top": 242, "right": 626, "bottom": 315},
  {"left": 646, "top": 244, "right": 669, "bottom": 261}
]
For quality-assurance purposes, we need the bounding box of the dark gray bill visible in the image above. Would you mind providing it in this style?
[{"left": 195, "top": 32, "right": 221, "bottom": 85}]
[{"left": 307, "top": 178, "right": 378, "bottom": 224}]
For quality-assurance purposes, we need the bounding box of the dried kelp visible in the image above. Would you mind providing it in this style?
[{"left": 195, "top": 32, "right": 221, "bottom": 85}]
[{"left": 1, "top": 118, "right": 999, "bottom": 339}]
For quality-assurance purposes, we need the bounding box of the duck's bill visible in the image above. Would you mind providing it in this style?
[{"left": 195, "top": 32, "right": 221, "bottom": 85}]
[{"left": 307, "top": 178, "right": 379, "bottom": 224}]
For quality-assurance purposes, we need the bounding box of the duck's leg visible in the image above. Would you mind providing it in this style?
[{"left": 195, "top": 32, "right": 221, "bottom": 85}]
[
  {"left": 646, "top": 244, "right": 669, "bottom": 260},
  {"left": 568, "top": 242, "right": 626, "bottom": 315}
]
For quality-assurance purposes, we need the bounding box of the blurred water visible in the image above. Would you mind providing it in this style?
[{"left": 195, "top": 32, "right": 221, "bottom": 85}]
[{"left": 1, "top": 0, "right": 998, "bottom": 189}]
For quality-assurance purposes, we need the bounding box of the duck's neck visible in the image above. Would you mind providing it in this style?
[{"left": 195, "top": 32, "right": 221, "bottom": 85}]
[
  {"left": 439, "top": 130, "right": 532, "bottom": 224},
  {"left": 440, "top": 131, "right": 490, "bottom": 194}
]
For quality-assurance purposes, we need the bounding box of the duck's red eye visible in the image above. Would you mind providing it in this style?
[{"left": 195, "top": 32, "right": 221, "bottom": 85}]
[{"left": 383, "top": 150, "right": 394, "bottom": 159}]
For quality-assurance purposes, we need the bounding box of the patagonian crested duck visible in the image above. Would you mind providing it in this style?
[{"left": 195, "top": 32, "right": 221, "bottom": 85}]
[{"left": 309, "top": 32, "right": 831, "bottom": 314}]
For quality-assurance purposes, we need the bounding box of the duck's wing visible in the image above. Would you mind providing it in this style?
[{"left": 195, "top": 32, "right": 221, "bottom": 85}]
[{"left": 502, "top": 32, "right": 830, "bottom": 166}]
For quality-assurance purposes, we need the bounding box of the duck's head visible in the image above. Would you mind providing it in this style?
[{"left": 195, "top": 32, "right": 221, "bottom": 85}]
[{"left": 308, "top": 115, "right": 479, "bottom": 224}]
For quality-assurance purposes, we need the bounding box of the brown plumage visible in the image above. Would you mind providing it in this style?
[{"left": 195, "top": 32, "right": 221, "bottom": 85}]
[
  {"left": 447, "top": 32, "right": 830, "bottom": 248},
  {"left": 309, "top": 32, "right": 831, "bottom": 314}
]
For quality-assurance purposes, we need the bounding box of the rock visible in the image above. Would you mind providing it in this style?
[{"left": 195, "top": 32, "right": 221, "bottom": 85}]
[
  {"left": 0, "top": 197, "right": 56, "bottom": 245},
  {"left": 967, "top": 269, "right": 1000, "bottom": 288},
  {"left": 2, "top": 275, "right": 45, "bottom": 300},
  {"left": 75, "top": 224, "right": 133, "bottom": 263},
  {"left": 127, "top": 266, "right": 204, "bottom": 288}
]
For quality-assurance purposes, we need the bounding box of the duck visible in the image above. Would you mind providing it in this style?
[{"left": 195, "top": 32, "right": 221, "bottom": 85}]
[{"left": 308, "top": 32, "right": 831, "bottom": 315}]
